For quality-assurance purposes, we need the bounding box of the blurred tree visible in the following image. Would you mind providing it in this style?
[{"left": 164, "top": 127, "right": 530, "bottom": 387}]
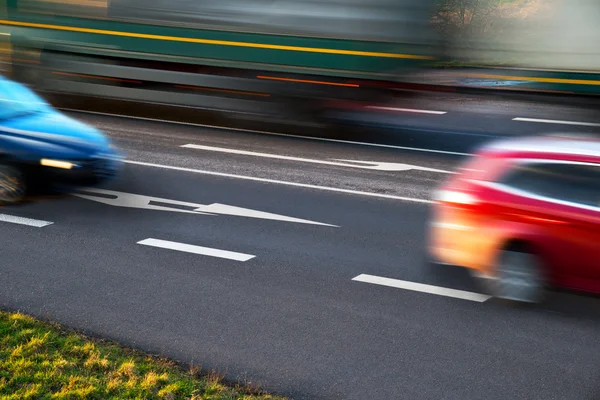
[{"left": 432, "top": 0, "right": 518, "bottom": 38}]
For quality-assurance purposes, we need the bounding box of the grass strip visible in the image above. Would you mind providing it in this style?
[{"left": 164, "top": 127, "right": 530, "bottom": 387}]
[{"left": 0, "top": 310, "right": 286, "bottom": 400}]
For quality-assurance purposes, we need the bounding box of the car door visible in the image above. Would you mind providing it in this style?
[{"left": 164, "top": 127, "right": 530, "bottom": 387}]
[
  {"left": 545, "top": 162, "right": 600, "bottom": 285},
  {"left": 485, "top": 160, "right": 600, "bottom": 287}
]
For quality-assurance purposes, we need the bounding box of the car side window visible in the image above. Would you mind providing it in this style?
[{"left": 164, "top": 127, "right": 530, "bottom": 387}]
[{"left": 497, "top": 162, "right": 600, "bottom": 208}]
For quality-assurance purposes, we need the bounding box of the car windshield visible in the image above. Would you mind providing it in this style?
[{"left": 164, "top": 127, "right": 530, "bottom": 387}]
[{"left": 0, "top": 79, "right": 51, "bottom": 120}]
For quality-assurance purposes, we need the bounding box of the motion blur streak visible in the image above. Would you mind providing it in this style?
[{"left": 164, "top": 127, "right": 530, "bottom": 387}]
[
  {"left": 3, "top": 0, "right": 439, "bottom": 122},
  {"left": 257, "top": 76, "right": 361, "bottom": 88},
  {"left": 429, "top": 135, "right": 600, "bottom": 304}
]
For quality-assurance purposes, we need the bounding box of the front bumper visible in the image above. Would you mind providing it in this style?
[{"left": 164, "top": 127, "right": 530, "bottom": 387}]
[
  {"left": 427, "top": 204, "right": 481, "bottom": 270},
  {"left": 35, "top": 150, "right": 123, "bottom": 186},
  {"left": 80, "top": 150, "right": 123, "bottom": 182}
]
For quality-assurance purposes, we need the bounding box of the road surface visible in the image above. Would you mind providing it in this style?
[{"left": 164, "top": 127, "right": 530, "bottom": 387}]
[{"left": 1, "top": 96, "right": 600, "bottom": 400}]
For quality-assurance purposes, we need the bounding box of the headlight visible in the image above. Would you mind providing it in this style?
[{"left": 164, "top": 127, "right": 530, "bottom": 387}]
[
  {"left": 40, "top": 159, "right": 77, "bottom": 170},
  {"left": 433, "top": 190, "right": 479, "bottom": 205}
]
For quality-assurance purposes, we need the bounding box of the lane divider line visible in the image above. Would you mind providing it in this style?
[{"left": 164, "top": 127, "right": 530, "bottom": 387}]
[
  {"left": 0, "top": 213, "right": 53, "bottom": 228},
  {"left": 137, "top": 238, "right": 255, "bottom": 262},
  {"left": 352, "top": 274, "right": 491, "bottom": 302},
  {"left": 123, "top": 159, "right": 434, "bottom": 204},
  {"left": 366, "top": 106, "right": 447, "bottom": 115},
  {"left": 181, "top": 144, "right": 453, "bottom": 173},
  {"left": 59, "top": 108, "right": 471, "bottom": 156},
  {"left": 513, "top": 117, "right": 600, "bottom": 127}
]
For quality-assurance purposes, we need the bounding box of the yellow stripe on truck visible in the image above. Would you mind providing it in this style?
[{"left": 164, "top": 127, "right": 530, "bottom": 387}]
[{"left": 0, "top": 19, "right": 434, "bottom": 59}]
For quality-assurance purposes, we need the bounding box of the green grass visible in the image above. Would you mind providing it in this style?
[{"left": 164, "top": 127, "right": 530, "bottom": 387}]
[{"left": 0, "top": 310, "right": 287, "bottom": 400}]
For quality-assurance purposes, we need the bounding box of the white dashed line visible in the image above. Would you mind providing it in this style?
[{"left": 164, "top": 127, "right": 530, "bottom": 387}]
[
  {"left": 0, "top": 213, "right": 53, "bottom": 227},
  {"left": 137, "top": 238, "right": 255, "bottom": 262},
  {"left": 366, "top": 106, "right": 448, "bottom": 115},
  {"left": 124, "top": 159, "right": 434, "bottom": 204},
  {"left": 352, "top": 274, "right": 490, "bottom": 302},
  {"left": 513, "top": 117, "right": 600, "bottom": 127}
]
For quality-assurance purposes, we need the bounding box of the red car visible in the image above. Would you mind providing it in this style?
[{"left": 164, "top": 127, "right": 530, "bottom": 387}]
[{"left": 428, "top": 134, "right": 600, "bottom": 303}]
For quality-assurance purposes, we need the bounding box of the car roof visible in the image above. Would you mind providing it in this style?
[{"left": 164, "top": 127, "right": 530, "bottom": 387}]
[{"left": 480, "top": 135, "right": 600, "bottom": 162}]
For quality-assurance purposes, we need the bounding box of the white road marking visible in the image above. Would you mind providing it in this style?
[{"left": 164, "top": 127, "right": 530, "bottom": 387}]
[
  {"left": 0, "top": 214, "right": 53, "bottom": 228},
  {"left": 181, "top": 144, "right": 453, "bottom": 173},
  {"left": 75, "top": 188, "right": 337, "bottom": 226},
  {"left": 197, "top": 203, "right": 335, "bottom": 224},
  {"left": 75, "top": 190, "right": 213, "bottom": 215},
  {"left": 366, "top": 106, "right": 448, "bottom": 115},
  {"left": 124, "top": 159, "right": 434, "bottom": 204},
  {"left": 352, "top": 274, "right": 491, "bottom": 302},
  {"left": 137, "top": 238, "right": 255, "bottom": 262},
  {"left": 513, "top": 117, "right": 600, "bottom": 127},
  {"left": 332, "top": 159, "right": 452, "bottom": 173},
  {"left": 60, "top": 108, "right": 470, "bottom": 156}
]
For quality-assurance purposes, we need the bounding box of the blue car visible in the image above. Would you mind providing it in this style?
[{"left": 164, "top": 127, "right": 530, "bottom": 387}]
[{"left": 0, "top": 76, "right": 122, "bottom": 204}]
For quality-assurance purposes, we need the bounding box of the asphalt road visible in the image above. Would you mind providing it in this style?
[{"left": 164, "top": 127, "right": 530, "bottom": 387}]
[
  {"left": 52, "top": 89, "right": 600, "bottom": 155},
  {"left": 1, "top": 97, "right": 600, "bottom": 400}
]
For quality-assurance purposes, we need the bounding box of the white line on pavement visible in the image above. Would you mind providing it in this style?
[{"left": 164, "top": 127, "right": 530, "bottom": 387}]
[
  {"left": 366, "top": 106, "right": 448, "bottom": 115},
  {"left": 352, "top": 274, "right": 491, "bottom": 302},
  {"left": 181, "top": 144, "right": 453, "bottom": 173},
  {"left": 513, "top": 117, "right": 600, "bottom": 127},
  {"left": 60, "top": 108, "right": 469, "bottom": 156},
  {"left": 75, "top": 188, "right": 337, "bottom": 226},
  {"left": 123, "top": 159, "right": 434, "bottom": 204},
  {"left": 0, "top": 214, "right": 53, "bottom": 228},
  {"left": 137, "top": 238, "right": 255, "bottom": 262}
]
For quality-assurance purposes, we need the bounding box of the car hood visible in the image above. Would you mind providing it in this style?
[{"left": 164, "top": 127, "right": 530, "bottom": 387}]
[{"left": 0, "top": 111, "right": 110, "bottom": 154}]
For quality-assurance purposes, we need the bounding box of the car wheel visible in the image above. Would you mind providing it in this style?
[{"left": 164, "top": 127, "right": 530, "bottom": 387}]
[
  {"left": 0, "top": 164, "right": 26, "bottom": 205},
  {"left": 492, "top": 248, "right": 547, "bottom": 304},
  {"left": 468, "top": 269, "right": 497, "bottom": 296}
]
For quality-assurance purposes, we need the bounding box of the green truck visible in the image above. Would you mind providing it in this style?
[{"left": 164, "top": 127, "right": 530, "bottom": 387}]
[{"left": 1, "top": 0, "right": 440, "bottom": 119}]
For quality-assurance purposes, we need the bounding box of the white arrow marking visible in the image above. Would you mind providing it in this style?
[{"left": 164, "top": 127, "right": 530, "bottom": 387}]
[
  {"left": 194, "top": 203, "right": 330, "bottom": 225},
  {"left": 74, "top": 190, "right": 214, "bottom": 215},
  {"left": 74, "top": 188, "right": 337, "bottom": 227},
  {"left": 180, "top": 144, "right": 452, "bottom": 173},
  {"left": 331, "top": 159, "right": 453, "bottom": 173}
]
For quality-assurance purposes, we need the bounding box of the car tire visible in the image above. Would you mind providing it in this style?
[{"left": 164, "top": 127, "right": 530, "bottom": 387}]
[
  {"left": 491, "top": 247, "right": 547, "bottom": 304},
  {"left": 0, "top": 164, "right": 26, "bottom": 205}
]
